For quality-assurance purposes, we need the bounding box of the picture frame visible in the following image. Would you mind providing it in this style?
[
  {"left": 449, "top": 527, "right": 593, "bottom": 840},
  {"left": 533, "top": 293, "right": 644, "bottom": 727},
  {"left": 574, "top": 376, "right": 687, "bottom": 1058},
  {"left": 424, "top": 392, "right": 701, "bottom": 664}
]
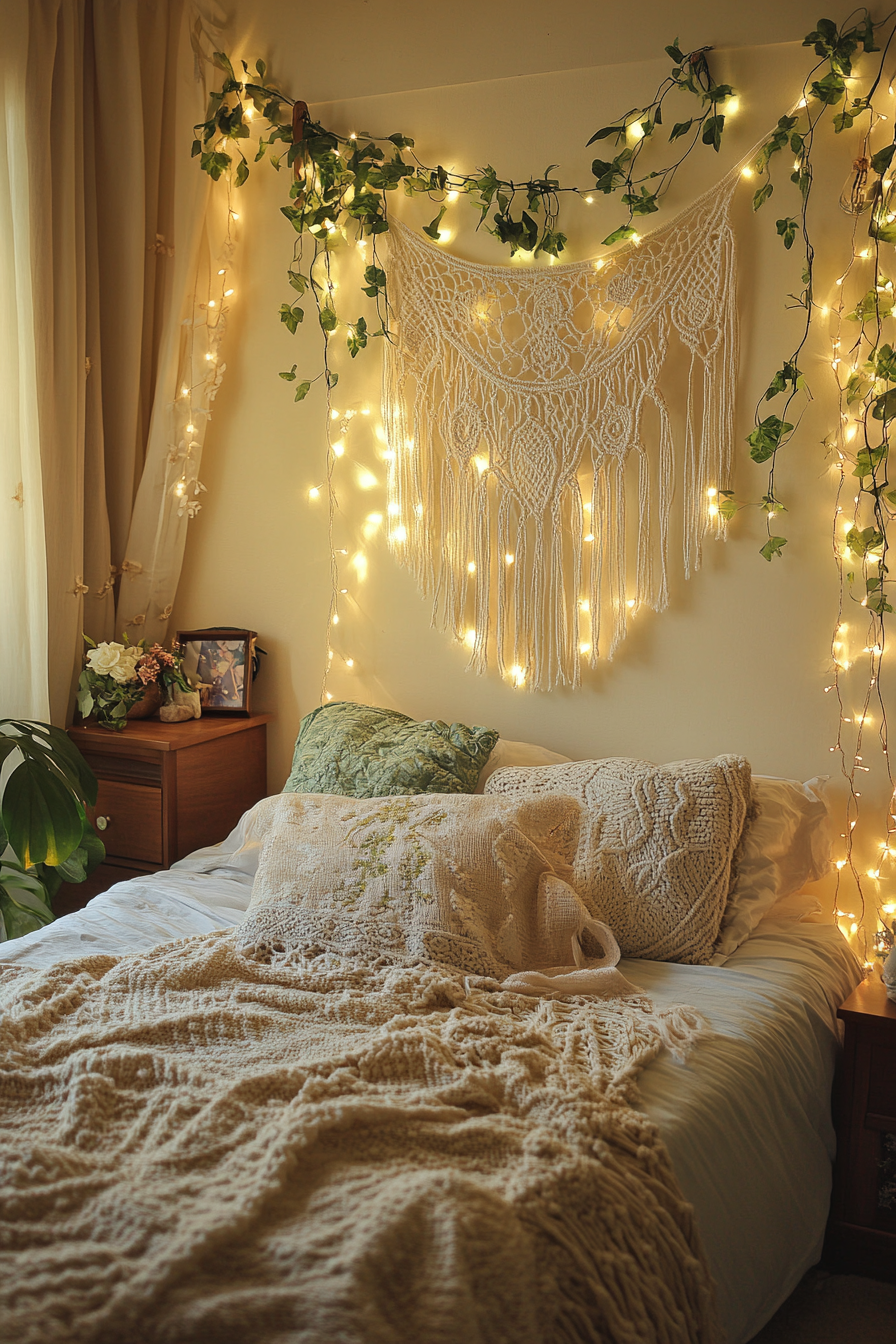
[{"left": 176, "top": 629, "right": 257, "bottom": 715}]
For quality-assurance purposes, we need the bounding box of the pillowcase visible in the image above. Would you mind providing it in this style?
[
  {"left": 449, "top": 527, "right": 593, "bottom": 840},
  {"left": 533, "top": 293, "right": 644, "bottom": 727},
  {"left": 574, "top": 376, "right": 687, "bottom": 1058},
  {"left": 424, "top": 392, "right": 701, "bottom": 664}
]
[
  {"left": 484, "top": 755, "right": 754, "bottom": 965},
  {"left": 238, "top": 792, "right": 594, "bottom": 981},
  {"left": 283, "top": 701, "right": 499, "bottom": 797},
  {"left": 475, "top": 737, "right": 572, "bottom": 792},
  {"left": 709, "top": 775, "right": 831, "bottom": 962}
]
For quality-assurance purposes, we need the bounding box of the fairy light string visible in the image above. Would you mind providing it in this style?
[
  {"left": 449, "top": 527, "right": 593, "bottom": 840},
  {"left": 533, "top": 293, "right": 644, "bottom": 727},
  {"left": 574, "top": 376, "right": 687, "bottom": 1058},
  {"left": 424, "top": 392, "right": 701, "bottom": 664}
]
[{"left": 200, "top": 18, "right": 896, "bottom": 962}]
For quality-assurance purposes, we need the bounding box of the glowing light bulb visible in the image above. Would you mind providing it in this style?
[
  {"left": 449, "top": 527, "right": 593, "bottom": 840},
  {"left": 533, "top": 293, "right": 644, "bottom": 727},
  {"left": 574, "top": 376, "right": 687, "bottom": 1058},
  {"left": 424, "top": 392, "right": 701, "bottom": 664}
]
[
  {"left": 741, "top": 166, "right": 754, "bottom": 179},
  {"left": 345, "top": 658, "right": 354, "bottom": 668},
  {"left": 629, "top": 120, "right": 645, "bottom": 140},
  {"left": 415, "top": 503, "right": 423, "bottom": 518},
  {"left": 467, "top": 561, "right": 476, "bottom": 574},
  {"left": 510, "top": 664, "right": 526, "bottom": 687},
  {"left": 358, "top": 470, "right": 377, "bottom": 490},
  {"left": 332, "top": 614, "right": 340, "bottom": 625},
  {"left": 331, "top": 410, "right": 340, "bottom": 421},
  {"left": 593, "top": 259, "right": 605, "bottom": 272},
  {"left": 387, "top": 502, "right": 400, "bottom": 516},
  {"left": 447, "top": 190, "right": 459, "bottom": 202},
  {"left": 175, "top": 481, "right": 185, "bottom": 497},
  {"left": 584, "top": 532, "right": 595, "bottom": 543},
  {"left": 798, "top": 97, "right": 807, "bottom": 108},
  {"left": 325, "top": 692, "right": 333, "bottom": 701},
  {"left": 505, "top": 553, "right": 515, "bottom": 565},
  {"left": 308, "top": 487, "right": 320, "bottom": 500},
  {"left": 473, "top": 455, "right": 489, "bottom": 474},
  {"left": 631, "top": 232, "right": 642, "bottom": 245},
  {"left": 836, "top": 860, "right": 847, "bottom": 869},
  {"left": 626, "top": 598, "right": 636, "bottom": 610},
  {"left": 579, "top": 599, "right": 590, "bottom": 613},
  {"left": 181, "top": 386, "right": 189, "bottom": 396},
  {"left": 860, "top": 248, "right": 871, "bottom": 259},
  {"left": 231, "top": 212, "right": 240, "bottom": 220},
  {"left": 391, "top": 525, "right": 408, "bottom": 543},
  {"left": 437, "top": 230, "right": 452, "bottom": 244},
  {"left": 208, "top": 299, "right": 216, "bottom": 308},
  {"left": 708, "top": 504, "right": 719, "bottom": 517},
  {"left": 464, "top": 629, "right": 476, "bottom": 647},
  {"left": 186, "top": 424, "right": 195, "bottom": 434},
  {"left": 217, "top": 269, "right": 226, "bottom": 276},
  {"left": 205, "top": 352, "right": 214, "bottom": 361},
  {"left": 332, "top": 442, "right": 345, "bottom": 457},
  {"left": 580, "top": 642, "right": 592, "bottom": 655},
  {"left": 845, "top": 424, "right": 857, "bottom": 443},
  {"left": 224, "top": 288, "right": 234, "bottom": 296},
  {"left": 707, "top": 487, "right": 718, "bottom": 497},
  {"left": 585, "top": 195, "right": 594, "bottom": 203},
  {"left": 727, "top": 97, "right": 740, "bottom": 115}
]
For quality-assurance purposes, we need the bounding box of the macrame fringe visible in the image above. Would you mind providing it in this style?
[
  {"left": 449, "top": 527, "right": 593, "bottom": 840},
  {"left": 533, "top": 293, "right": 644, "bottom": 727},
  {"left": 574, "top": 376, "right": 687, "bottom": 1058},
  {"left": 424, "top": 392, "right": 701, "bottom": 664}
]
[{"left": 383, "top": 177, "right": 738, "bottom": 691}]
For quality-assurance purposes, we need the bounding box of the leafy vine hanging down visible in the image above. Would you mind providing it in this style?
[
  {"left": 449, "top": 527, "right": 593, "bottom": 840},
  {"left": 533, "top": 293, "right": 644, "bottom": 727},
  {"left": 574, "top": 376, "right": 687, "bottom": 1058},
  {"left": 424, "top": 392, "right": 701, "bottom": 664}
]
[
  {"left": 192, "top": 42, "right": 735, "bottom": 399},
  {"left": 193, "top": 14, "right": 896, "bottom": 960}
]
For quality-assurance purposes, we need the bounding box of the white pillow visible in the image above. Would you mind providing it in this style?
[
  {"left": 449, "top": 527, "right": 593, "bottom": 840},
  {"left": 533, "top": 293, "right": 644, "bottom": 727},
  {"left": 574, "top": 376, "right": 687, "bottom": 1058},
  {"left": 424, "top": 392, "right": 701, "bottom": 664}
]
[
  {"left": 476, "top": 737, "right": 572, "bottom": 792},
  {"left": 710, "top": 775, "right": 831, "bottom": 962},
  {"left": 237, "top": 791, "right": 595, "bottom": 980},
  {"left": 485, "top": 754, "right": 754, "bottom": 965}
]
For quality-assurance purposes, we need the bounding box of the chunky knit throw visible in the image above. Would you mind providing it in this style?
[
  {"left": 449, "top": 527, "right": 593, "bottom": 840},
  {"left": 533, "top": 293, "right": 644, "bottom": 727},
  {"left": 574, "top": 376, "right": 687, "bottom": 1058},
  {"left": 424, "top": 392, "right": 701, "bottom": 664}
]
[{"left": 0, "top": 932, "right": 717, "bottom": 1344}]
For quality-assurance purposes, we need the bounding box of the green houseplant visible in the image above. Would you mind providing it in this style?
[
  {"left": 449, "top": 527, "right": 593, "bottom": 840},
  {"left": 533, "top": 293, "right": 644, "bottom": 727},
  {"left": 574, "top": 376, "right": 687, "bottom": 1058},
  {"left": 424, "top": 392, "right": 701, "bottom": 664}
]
[{"left": 0, "top": 720, "right": 105, "bottom": 940}]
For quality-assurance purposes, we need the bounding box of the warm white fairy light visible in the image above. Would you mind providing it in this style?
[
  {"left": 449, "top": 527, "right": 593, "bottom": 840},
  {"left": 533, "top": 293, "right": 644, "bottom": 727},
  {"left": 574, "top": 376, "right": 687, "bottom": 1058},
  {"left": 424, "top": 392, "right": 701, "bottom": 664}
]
[{"left": 467, "top": 561, "right": 476, "bottom": 574}]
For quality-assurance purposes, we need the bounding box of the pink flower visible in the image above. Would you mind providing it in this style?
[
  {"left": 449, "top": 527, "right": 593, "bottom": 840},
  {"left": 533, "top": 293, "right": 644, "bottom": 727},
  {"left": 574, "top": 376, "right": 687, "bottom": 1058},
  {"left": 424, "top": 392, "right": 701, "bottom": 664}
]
[{"left": 136, "top": 655, "right": 160, "bottom": 685}]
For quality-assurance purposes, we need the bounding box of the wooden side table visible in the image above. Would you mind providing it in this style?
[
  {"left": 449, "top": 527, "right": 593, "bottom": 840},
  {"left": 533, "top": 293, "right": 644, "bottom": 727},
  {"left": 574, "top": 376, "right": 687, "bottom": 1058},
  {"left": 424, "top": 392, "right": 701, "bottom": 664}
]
[
  {"left": 59, "top": 715, "right": 273, "bottom": 911},
  {"left": 825, "top": 976, "right": 896, "bottom": 1282}
]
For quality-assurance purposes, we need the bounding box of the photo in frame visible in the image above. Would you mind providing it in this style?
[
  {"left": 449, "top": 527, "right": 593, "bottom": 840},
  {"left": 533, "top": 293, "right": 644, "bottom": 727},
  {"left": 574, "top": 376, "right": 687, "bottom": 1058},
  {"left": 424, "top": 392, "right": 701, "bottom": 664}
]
[{"left": 177, "top": 629, "right": 257, "bottom": 715}]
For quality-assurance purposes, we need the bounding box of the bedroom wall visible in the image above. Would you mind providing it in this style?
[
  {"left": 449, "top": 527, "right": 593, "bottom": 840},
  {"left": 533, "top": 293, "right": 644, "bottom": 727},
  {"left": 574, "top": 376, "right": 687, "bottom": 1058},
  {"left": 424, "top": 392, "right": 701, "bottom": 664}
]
[{"left": 172, "top": 2, "right": 885, "bottom": 929}]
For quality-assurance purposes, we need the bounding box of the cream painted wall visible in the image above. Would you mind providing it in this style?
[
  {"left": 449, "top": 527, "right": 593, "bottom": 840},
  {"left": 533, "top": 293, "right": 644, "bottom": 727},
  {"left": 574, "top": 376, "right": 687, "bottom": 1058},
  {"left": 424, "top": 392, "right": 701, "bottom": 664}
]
[{"left": 172, "top": 6, "right": 888, "bottom": 933}]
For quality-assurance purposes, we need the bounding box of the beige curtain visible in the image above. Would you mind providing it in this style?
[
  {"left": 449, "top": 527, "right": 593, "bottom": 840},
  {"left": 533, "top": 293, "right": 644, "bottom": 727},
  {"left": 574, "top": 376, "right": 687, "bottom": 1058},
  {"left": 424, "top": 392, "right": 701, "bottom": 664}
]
[{"left": 22, "top": 0, "right": 220, "bottom": 724}]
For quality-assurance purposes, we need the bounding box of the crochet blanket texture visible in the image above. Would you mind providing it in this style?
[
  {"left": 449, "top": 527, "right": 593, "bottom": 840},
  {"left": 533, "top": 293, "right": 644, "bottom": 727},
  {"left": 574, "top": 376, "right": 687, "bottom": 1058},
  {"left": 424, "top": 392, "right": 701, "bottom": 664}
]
[{"left": 0, "top": 931, "right": 717, "bottom": 1344}]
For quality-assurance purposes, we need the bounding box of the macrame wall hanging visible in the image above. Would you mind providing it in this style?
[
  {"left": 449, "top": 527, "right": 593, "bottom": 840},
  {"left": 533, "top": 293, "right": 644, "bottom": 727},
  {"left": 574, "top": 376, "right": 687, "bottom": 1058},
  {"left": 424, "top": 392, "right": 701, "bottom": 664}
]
[{"left": 382, "top": 176, "right": 738, "bottom": 692}]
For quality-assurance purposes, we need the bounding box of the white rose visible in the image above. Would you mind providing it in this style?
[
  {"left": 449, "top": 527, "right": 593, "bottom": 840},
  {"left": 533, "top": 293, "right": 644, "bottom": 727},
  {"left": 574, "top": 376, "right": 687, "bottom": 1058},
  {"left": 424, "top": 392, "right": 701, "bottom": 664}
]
[
  {"left": 109, "top": 652, "right": 140, "bottom": 684},
  {"left": 86, "top": 642, "right": 125, "bottom": 675}
]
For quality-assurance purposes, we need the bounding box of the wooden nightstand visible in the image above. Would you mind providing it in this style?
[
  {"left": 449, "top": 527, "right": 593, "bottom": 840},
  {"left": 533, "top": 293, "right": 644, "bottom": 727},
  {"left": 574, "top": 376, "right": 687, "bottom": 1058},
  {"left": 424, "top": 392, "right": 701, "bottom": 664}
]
[
  {"left": 825, "top": 976, "right": 896, "bottom": 1282},
  {"left": 58, "top": 715, "right": 273, "bottom": 912}
]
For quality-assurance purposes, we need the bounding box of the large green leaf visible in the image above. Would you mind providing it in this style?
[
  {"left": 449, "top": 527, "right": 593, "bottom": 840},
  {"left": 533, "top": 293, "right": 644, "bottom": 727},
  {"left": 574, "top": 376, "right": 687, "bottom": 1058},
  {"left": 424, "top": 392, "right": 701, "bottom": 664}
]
[
  {"left": 1, "top": 756, "right": 85, "bottom": 868},
  {"left": 0, "top": 865, "right": 54, "bottom": 940}
]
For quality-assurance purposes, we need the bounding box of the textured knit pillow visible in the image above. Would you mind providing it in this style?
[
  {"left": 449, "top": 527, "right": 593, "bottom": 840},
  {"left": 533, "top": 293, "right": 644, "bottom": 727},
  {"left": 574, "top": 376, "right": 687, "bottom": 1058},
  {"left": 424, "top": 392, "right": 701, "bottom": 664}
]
[
  {"left": 238, "top": 791, "right": 593, "bottom": 980},
  {"left": 283, "top": 701, "right": 499, "bottom": 797},
  {"left": 484, "top": 755, "right": 754, "bottom": 965}
]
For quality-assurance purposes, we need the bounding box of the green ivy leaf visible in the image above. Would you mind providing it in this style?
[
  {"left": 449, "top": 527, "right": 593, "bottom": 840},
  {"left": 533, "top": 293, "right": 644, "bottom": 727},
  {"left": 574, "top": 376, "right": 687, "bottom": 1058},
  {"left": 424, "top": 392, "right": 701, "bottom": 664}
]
[
  {"left": 872, "top": 143, "right": 896, "bottom": 176},
  {"left": 288, "top": 269, "right": 309, "bottom": 295},
  {"left": 279, "top": 365, "right": 298, "bottom": 381},
  {"left": 294, "top": 381, "right": 312, "bottom": 402},
  {"left": 701, "top": 113, "right": 725, "bottom": 152},
  {"left": 279, "top": 303, "right": 304, "bottom": 334},
  {"left": 347, "top": 315, "right": 368, "bottom": 359},
  {"left": 422, "top": 206, "right": 447, "bottom": 241},
  {"left": 235, "top": 159, "right": 249, "bottom": 188},
  {"left": 752, "top": 182, "right": 774, "bottom": 211},
  {"left": 319, "top": 306, "right": 338, "bottom": 334},
  {"left": 760, "top": 535, "right": 788, "bottom": 561},
  {"left": 601, "top": 224, "right": 637, "bottom": 247},
  {"left": 747, "top": 415, "right": 793, "bottom": 462},
  {"left": 669, "top": 119, "right": 693, "bottom": 142},
  {"left": 776, "top": 216, "right": 798, "bottom": 249}
]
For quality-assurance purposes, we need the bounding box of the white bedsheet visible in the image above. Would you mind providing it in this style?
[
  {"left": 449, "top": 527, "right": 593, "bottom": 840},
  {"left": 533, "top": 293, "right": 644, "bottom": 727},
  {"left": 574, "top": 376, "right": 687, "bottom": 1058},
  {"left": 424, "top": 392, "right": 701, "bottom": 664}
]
[{"left": 0, "top": 807, "right": 863, "bottom": 1344}]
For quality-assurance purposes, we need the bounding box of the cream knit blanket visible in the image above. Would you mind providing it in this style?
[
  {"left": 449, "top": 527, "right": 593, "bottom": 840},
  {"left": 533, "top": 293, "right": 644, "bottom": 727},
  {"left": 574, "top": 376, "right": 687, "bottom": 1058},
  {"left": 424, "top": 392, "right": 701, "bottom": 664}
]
[{"left": 0, "top": 932, "right": 718, "bottom": 1344}]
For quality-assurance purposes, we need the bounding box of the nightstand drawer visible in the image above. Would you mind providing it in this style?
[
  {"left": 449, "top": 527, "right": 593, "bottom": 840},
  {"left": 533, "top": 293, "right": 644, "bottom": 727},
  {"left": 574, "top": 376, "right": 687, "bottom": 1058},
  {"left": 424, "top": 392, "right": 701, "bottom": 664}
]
[{"left": 90, "top": 781, "right": 163, "bottom": 865}]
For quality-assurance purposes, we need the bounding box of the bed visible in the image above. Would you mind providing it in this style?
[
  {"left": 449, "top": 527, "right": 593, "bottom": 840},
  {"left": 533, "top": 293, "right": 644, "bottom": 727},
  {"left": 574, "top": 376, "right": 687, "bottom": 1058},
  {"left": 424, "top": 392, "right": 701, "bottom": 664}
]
[{"left": 0, "top": 794, "right": 862, "bottom": 1344}]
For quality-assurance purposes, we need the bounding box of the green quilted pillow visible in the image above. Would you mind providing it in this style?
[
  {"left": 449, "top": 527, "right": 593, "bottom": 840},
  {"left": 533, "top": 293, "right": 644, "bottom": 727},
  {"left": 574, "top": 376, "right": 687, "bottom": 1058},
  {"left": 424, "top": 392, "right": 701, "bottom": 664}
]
[{"left": 283, "top": 701, "right": 499, "bottom": 797}]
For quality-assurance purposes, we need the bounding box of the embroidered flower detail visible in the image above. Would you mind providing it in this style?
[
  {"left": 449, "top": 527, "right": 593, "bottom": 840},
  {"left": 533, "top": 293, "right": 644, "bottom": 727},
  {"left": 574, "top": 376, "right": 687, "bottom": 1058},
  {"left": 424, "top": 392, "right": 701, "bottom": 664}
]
[
  {"left": 71, "top": 576, "right": 90, "bottom": 596},
  {"left": 120, "top": 559, "right": 143, "bottom": 579}
]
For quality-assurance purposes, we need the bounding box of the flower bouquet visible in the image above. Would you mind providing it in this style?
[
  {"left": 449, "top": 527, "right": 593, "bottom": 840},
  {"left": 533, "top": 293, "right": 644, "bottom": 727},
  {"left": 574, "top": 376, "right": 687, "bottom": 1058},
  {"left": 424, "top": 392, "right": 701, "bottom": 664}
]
[{"left": 77, "top": 636, "right": 192, "bottom": 731}]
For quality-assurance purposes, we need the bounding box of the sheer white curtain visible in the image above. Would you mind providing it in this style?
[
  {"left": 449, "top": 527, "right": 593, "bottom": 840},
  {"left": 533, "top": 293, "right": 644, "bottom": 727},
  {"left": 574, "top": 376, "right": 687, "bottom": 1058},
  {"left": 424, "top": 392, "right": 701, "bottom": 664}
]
[{"left": 0, "top": 3, "right": 49, "bottom": 720}]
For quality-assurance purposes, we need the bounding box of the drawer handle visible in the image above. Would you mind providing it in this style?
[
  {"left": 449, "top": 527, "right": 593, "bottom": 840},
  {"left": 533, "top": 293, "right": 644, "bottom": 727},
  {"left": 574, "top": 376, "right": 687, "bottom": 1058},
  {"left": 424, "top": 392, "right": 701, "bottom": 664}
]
[{"left": 96, "top": 816, "right": 111, "bottom": 832}]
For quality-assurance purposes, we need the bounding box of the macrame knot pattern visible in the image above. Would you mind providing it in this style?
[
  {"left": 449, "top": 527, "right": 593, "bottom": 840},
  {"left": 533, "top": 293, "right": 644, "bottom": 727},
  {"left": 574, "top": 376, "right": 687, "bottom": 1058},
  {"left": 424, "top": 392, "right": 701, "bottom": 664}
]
[{"left": 383, "top": 180, "right": 738, "bottom": 691}]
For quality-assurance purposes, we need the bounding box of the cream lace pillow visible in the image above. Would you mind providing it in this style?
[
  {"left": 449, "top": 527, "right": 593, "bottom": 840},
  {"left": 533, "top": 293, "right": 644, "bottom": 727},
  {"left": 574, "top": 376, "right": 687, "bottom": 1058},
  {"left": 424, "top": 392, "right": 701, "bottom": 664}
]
[
  {"left": 485, "top": 755, "right": 753, "bottom": 965},
  {"left": 238, "top": 792, "right": 604, "bottom": 981}
]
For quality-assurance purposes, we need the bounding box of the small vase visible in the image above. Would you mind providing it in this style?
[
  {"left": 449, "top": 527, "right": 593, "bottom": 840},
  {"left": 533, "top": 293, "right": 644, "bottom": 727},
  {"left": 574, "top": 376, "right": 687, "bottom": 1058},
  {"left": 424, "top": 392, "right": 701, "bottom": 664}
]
[{"left": 126, "top": 682, "right": 163, "bottom": 719}]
